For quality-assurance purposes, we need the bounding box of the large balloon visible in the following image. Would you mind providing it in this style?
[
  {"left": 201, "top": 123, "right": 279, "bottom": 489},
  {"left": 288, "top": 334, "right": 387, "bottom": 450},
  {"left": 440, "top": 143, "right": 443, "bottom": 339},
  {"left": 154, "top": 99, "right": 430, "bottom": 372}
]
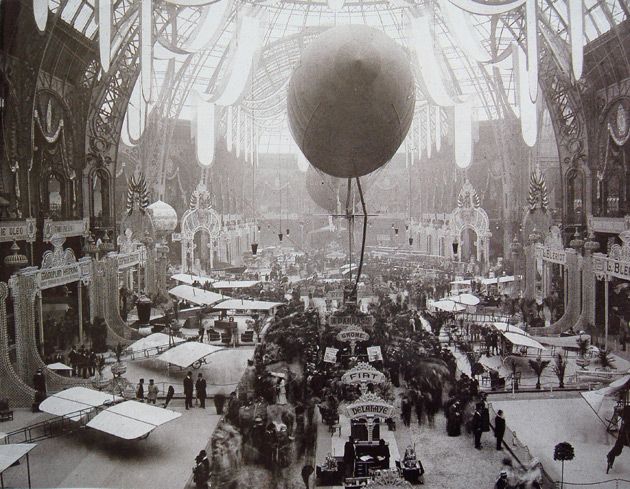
[
  {"left": 287, "top": 25, "right": 415, "bottom": 178},
  {"left": 305, "top": 166, "right": 374, "bottom": 213}
]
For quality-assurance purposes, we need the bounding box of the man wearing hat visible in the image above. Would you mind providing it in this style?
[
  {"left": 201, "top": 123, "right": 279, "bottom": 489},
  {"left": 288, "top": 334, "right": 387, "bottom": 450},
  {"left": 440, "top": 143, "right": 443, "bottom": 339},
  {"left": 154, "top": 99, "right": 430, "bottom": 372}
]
[
  {"left": 494, "top": 470, "right": 509, "bottom": 489},
  {"left": 193, "top": 449, "right": 210, "bottom": 489}
]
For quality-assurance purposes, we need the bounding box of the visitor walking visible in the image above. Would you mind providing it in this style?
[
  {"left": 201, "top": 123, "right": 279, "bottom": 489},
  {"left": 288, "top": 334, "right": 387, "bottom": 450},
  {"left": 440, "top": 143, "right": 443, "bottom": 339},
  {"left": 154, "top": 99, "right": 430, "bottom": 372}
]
[
  {"left": 196, "top": 373, "right": 207, "bottom": 408},
  {"left": 184, "top": 371, "right": 194, "bottom": 410},
  {"left": 193, "top": 450, "right": 210, "bottom": 489},
  {"left": 163, "top": 385, "right": 175, "bottom": 408},
  {"left": 494, "top": 410, "right": 506, "bottom": 450},
  {"left": 472, "top": 403, "right": 483, "bottom": 449}
]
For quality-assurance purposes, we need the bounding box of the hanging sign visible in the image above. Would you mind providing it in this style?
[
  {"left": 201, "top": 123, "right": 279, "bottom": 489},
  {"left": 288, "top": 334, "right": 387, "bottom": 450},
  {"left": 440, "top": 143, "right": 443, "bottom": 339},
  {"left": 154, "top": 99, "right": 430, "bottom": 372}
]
[
  {"left": 0, "top": 219, "right": 36, "bottom": 243},
  {"left": 43, "top": 218, "right": 90, "bottom": 242},
  {"left": 117, "top": 251, "right": 142, "bottom": 270},
  {"left": 323, "top": 347, "right": 339, "bottom": 363},
  {"left": 336, "top": 325, "right": 370, "bottom": 343},
  {"left": 346, "top": 393, "right": 395, "bottom": 419},
  {"left": 39, "top": 263, "right": 81, "bottom": 289},
  {"left": 341, "top": 362, "right": 385, "bottom": 385},
  {"left": 367, "top": 346, "right": 383, "bottom": 362},
  {"left": 540, "top": 247, "right": 566, "bottom": 265},
  {"left": 329, "top": 314, "right": 374, "bottom": 327}
]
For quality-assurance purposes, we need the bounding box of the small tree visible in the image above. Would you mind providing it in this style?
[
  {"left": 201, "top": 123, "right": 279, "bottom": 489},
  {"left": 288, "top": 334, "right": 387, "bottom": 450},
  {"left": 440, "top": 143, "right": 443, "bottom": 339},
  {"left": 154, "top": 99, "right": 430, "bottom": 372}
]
[
  {"left": 554, "top": 441, "right": 575, "bottom": 489},
  {"left": 598, "top": 349, "right": 615, "bottom": 370},
  {"left": 529, "top": 357, "right": 550, "bottom": 390},
  {"left": 554, "top": 354, "right": 567, "bottom": 388}
]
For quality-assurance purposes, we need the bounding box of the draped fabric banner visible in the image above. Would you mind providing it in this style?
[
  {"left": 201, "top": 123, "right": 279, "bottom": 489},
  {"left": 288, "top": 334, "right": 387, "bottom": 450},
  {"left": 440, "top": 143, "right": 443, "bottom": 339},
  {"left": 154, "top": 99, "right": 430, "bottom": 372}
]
[
  {"left": 195, "top": 93, "right": 216, "bottom": 167},
  {"left": 454, "top": 102, "right": 472, "bottom": 169},
  {"left": 122, "top": 76, "right": 149, "bottom": 146},
  {"left": 410, "top": 17, "right": 465, "bottom": 107},
  {"left": 435, "top": 106, "right": 442, "bottom": 152},
  {"left": 184, "top": 0, "right": 231, "bottom": 52},
  {"left": 236, "top": 106, "right": 241, "bottom": 158},
  {"left": 526, "top": 0, "right": 539, "bottom": 103},
  {"left": 514, "top": 44, "right": 538, "bottom": 147},
  {"left": 569, "top": 0, "right": 584, "bottom": 80},
  {"left": 213, "top": 16, "right": 261, "bottom": 106},
  {"left": 441, "top": 1, "right": 491, "bottom": 63},
  {"left": 447, "top": 0, "right": 525, "bottom": 15},
  {"left": 98, "top": 0, "right": 112, "bottom": 72},
  {"left": 227, "top": 106, "right": 233, "bottom": 151},
  {"left": 426, "top": 107, "right": 432, "bottom": 159},
  {"left": 141, "top": 0, "right": 153, "bottom": 103},
  {"left": 33, "top": 0, "right": 48, "bottom": 32}
]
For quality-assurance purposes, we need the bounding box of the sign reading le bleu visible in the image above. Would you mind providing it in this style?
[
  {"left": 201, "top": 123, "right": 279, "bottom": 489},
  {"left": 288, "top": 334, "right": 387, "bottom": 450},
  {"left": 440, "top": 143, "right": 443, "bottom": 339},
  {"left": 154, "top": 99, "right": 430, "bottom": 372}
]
[
  {"left": 0, "top": 219, "right": 36, "bottom": 243},
  {"left": 606, "top": 258, "right": 630, "bottom": 280},
  {"left": 43, "top": 218, "right": 89, "bottom": 242}
]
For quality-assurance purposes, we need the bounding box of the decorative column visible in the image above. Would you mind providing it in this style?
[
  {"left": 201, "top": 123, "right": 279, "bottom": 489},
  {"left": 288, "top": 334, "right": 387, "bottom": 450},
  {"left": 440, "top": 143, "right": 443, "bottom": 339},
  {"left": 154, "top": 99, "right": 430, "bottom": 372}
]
[{"left": 524, "top": 229, "right": 542, "bottom": 300}]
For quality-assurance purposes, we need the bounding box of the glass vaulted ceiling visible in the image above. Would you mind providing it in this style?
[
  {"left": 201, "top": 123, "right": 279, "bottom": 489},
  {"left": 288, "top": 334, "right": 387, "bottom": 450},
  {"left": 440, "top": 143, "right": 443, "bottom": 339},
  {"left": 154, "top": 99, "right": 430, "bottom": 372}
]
[{"left": 50, "top": 0, "right": 629, "bottom": 153}]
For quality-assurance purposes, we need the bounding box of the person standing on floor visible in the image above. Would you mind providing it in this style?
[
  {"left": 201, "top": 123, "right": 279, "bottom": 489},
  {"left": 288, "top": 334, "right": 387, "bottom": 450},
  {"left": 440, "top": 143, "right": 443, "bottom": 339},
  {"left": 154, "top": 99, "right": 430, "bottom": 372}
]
[
  {"left": 184, "top": 371, "right": 194, "bottom": 410},
  {"left": 196, "top": 373, "right": 207, "bottom": 408},
  {"left": 193, "top": 450, "right": 210, "bottom": 489},
  {"left": 147, "top": 379, "right": 159, "bottom": 404},
  {"left": 494, "top": 470, "right": 509, "bottom": 489},
  {"left": 136, "top": 378, "right": 145, "bottom": 402},
  {"left": 494, "top": 409, "right": 506, "bottom": 450},
  {"left": 472, "top": 403, "right": 483, "bottom": 449},
  {"left": 343, "top": 436, "right": 355, "bottom": 478},
  {"left": 33, "top": 368, "right": 46, "bottom": 395}
]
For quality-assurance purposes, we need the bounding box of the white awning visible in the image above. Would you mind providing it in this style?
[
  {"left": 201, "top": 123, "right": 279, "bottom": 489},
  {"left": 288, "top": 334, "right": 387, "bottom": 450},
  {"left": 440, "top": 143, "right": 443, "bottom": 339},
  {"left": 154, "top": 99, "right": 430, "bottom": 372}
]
[
  {"left": 46, "top": 362, "right": 72, "bottom": 371},
  {"left": 213, "top": 299, "right": 283, "bottom": 311},
  {"left": 157, "top": 342, "right": 225, "bottom": 368},
  {"left": 481, "top": 276, "right": 515, "bottom": 285},
  {"left": 532, "top": 334, "right": 592, "bottom": 349},
  {"left": 171, "top": 273, "right": 215, "bottom": 285},
  {"left": 492, "top": 322, "right": 529, "bottom": 336},
  {"left": 125, "top": 333, "right": 185, "bottom": 356},
  {"left": 211, "top": 280, "right": 260, "bottom": 289},
  {"left": 39, "top": 387, "right": 122, "bottom": 419},
  {"left": 87, "top": 401, "right": 181, "bottom": 440},
  {"left": 168, "top": 285, "right": 228, "bottom": 306},
  {"left": 429, "top": 299, "right": 466, "bottom": 312},
  {"left": 502, "top": 331, "right": 547, "bottom": 350},
  {"left": 445, "top": 293, "right": 480, "bottom": 306},
  {"left": 0, "top": 443, "right": 37, "bottom": 473}
]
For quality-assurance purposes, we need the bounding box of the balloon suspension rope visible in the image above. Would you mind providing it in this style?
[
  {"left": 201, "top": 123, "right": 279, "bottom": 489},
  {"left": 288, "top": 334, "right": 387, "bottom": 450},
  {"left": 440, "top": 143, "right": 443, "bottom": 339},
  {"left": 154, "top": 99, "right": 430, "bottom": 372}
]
[{"left": 351, "top": 177, "right": 368, "bottom": 298}]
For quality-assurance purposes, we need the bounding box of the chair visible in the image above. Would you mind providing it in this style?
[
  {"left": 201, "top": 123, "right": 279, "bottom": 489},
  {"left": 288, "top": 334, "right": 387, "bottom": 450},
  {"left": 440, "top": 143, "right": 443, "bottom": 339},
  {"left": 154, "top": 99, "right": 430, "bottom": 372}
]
[{"left": 0, "top": 398, "right": 13, "bottom": 422}]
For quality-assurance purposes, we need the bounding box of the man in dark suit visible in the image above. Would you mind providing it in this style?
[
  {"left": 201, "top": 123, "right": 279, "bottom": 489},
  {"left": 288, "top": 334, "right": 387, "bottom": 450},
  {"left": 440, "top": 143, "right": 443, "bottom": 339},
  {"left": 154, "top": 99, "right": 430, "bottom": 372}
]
[
  {"left": 472, "top": 403, "right": 483, "bottom": 449},
  {"left": 494, "top": 410, "right": 506, "bottom": 450},
  {"left": 196, "top": 373, "right": 207, "bottom": 408},
  {"left": 184, "top": 371, "right": 194, "bottom": 410},
  {"left": 343, "top": 436, "right": 355, "bottom": 477}
]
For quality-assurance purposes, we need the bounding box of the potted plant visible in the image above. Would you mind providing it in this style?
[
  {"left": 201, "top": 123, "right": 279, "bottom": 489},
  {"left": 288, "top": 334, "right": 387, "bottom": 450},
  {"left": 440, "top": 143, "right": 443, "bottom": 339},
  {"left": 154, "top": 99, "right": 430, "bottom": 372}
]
[
  {"left": 553, "top": 353, "right": 567, "bottom": 388},
  {"left": 598, "top": 349, "right": 615, "bottom": 371},
  {"left": 528, "top": 356, "right": 550, "bottom": 390},
  {"left": 576, "top": 336, "right": 590, "bottom": 368},
  {"left": 554, "top": 441, "right": 575, "bottom": 489},
  {"left": 111, "top": 342, "right": 127, "bottom": 377}
]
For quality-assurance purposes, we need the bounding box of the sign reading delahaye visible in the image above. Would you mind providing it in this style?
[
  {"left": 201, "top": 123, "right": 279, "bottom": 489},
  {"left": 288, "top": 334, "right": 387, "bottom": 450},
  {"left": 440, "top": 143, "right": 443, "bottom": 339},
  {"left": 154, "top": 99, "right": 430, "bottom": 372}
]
[{"left": 346, "top": 394, "right": 395, "bottom": 419}]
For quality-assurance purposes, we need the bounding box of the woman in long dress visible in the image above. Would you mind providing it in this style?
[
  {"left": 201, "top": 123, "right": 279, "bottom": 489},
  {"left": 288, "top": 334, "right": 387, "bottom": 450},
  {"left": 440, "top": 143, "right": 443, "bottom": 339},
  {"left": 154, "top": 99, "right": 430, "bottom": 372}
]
[{"left": 277, "top": 378, "right": 287, "bottom": 405}]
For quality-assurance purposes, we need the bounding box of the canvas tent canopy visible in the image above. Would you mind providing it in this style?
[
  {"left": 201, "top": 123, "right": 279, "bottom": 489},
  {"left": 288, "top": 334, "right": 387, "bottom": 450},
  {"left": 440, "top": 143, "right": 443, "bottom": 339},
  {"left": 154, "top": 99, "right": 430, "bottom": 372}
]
[
  {"left": 39, "top": 387, "right": 122, "bottom": 420},
  {"left": 0, "top": 443, "right": 37, "bottom": 488},
  {"left": 125, "top": 333, "right": 185, "bottom": 358},
  {"left": 86, "top": 401, "right": 181, "bottom": 440},
  {"left": 213, "top": 299, "right": 283, "bottom": 312},
  {"left": 157, "top": 342, "right": 225, "bottom": 368},
  {"left": 171, "top": 273, "right": 214, "bottom": 286},
  {"left": 211, "top": 280, "right": 260, "bottom": 289},
  {"left": 445, "top": 293, "right": 480, "bottom": 306},
  {"left": 168, "top": 285, "right": 228, "bottom": 306}
]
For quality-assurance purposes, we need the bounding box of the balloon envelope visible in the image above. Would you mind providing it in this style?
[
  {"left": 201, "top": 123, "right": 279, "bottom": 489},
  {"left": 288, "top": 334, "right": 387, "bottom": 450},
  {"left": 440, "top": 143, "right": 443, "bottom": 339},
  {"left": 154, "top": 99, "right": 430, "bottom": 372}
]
[{"left": 287, "top": 25, "right": 415, "bottom": 178}]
